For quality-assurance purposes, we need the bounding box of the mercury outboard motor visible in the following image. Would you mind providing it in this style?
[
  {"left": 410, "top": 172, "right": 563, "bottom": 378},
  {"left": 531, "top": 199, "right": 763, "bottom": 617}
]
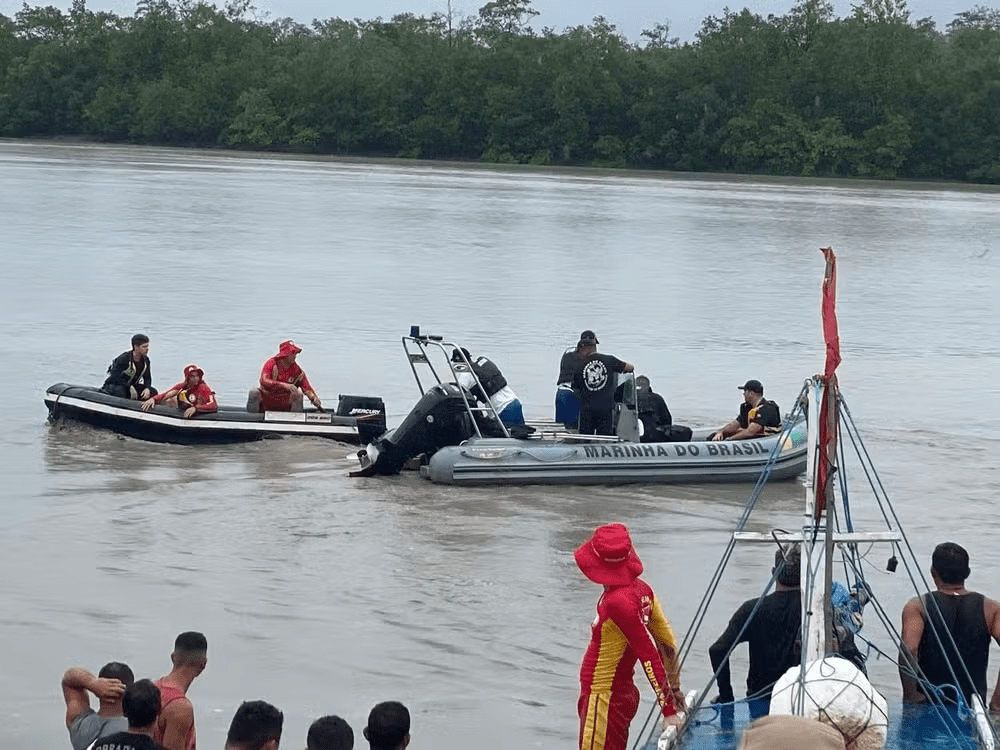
[{"left": 353, "top": 383, "right": 478, "bottom": 476}]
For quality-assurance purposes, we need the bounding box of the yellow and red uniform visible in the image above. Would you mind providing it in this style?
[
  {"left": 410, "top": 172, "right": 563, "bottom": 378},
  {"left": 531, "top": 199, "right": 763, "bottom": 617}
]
[
  {"left": 258, "top": 356, "right": 315, "bottom": 411},
  {"left": 578, "top": 578, "right": 679, "bottom": 750}
]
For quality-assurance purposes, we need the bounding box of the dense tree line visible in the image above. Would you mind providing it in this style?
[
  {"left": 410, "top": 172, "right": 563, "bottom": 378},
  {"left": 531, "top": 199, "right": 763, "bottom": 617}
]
[{"left": 2, "top": 0, "right": 1000, "bottom": 180}]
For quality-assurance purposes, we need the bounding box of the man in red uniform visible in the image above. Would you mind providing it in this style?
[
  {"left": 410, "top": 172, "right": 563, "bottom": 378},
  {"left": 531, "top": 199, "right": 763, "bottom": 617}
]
[
  {"left": 142, "top": 364, "right": 217, "bottom": 418},
  {"left": 576, "top": 523, "right": 685, "bottom": 750},
  {"left": 246, "top": 340, "right": 323, "bottom": 413}
]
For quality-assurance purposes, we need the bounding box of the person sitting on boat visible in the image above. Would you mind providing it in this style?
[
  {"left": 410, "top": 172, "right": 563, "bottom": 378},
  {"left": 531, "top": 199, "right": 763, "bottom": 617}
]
[
  {"left": 571, "top": 333, "right": 634, "bottom": 436},
  {"left": 576, "top": 523, "right": 685, "bottom": 750},
  {"left": 709, "top": 545, "right": 865, "bottom": 712},
  {"left": 451, "top": 348, "right": 524, "bottom": 426},
  {"left": 555, "top": 330, "right": 594, "bottom": 429},
  {"left": 246, "top": 340, "right": 322, "bottom": 413},
  {"left": 636, "top": 376, "right": 693, "bottom": 443},
  {"left": 102, "top": 333, "right": 157, "bottom": 401},
  {"left": 710, "top": 379, "right": 781, "bottom": 441},
  {"left": 899, "top": 541, "right": 1000, "bottom": 711},
  {"left": 141, "top": 365, "right": 217, "bottom": 419}
]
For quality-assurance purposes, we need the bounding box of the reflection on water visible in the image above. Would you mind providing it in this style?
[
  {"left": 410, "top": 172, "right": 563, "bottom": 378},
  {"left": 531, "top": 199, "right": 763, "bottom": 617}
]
[{"left": 2, "top": 143, "right": 999, "bottom": 748}]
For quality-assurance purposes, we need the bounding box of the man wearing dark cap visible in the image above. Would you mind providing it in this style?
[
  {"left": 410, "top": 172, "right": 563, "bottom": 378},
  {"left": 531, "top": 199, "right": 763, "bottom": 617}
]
[
  {"left": 709, "top": 546, "right": 804, "bottom": 707},
  {"left": 576, "top": 523, "right": 684, "bottom": 750},
  {"left": 62, "top": 661, "right": 135, "bottom": 749},
  {"left": 899, "top": 542, "right": 1000, "bottom": 711},
  {"left": 571, "top": 332, "right": 634, "bottom": 436},
  {"left": 555, "top": 330, "right": 598, "bottom": 429},
  {"left": 710, "top": 379, "right": 781, "bottom": 441}
]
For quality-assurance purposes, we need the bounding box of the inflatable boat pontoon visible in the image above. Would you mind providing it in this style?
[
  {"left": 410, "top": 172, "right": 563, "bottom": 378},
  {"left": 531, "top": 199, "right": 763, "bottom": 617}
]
[{"left": 45, "top": 383, "right": 386, "bottom": 445}]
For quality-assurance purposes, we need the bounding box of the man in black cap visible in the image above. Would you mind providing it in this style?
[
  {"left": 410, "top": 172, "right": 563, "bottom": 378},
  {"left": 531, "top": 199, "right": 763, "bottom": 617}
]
[
  {"left": 710, "top": 379, "right": 781, "bottom": 441},
  {"left": 571, "top": 332, "right": 634, "bottom": 436},
  {"left": 555, "top": 330, "right": 599, "bottom": 429}
]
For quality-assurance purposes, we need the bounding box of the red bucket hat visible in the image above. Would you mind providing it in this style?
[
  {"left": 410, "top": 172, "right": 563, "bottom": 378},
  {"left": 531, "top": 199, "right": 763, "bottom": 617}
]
[
  {"left": 276, "top": 340, "right": 302, "bottom": 358},
  {"left": 183, "top": 364, "right": 204, "bottom": 378},
  {"left": 575, "top": 523, "right": 644, "bottom": 586}
]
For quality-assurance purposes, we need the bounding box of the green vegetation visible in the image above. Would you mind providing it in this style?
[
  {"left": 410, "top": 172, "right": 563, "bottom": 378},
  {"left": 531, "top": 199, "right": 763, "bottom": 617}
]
[{"left": 2, "top": 0, "right": 1000, "bottom": 181}]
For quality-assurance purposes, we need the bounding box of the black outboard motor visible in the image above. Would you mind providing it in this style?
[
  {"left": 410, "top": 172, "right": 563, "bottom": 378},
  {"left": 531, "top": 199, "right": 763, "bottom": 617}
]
[
  {"left": 354, "top": 383, "right": 477, "bottom": 476},
  {"left": 336, "top": 394, "right": 388, "bottom": 444}
]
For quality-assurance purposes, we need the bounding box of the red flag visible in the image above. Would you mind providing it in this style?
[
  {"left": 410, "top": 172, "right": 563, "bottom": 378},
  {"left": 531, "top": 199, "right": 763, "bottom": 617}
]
[
  {"left": 821, "top": 247, "right": 840, "bottom": 380},
  {"left": 816, "top": 248, "right": 840, "bottom": 517}
]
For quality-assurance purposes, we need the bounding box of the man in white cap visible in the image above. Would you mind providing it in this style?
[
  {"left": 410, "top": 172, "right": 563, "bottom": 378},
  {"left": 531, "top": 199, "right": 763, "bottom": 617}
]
[{"left": 575, "top": 523, "right": 684, "bottom": 750}]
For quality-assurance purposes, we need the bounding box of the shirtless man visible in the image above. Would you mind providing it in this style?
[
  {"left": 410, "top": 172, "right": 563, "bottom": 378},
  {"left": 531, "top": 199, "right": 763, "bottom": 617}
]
[{"left": 154, "top": 632, "right": 207, "bottom": 750}]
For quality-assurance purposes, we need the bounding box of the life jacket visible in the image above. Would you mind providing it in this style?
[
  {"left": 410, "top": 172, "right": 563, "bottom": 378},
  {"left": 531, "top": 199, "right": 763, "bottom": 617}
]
[
  {"left": 471, "top": 357, "right": 507, "bottom": 397},
  {"left": 748, "top": 399, "right": 782, "bottom": 435}
]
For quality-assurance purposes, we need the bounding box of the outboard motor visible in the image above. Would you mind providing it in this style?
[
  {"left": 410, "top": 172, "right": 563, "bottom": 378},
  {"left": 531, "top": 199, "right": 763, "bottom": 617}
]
[
  {"left": 336, "top": 394, "right": 387, "bottom": 444},
  {"left": 354, "top": 383, "right": 477, "bottom": 476}
]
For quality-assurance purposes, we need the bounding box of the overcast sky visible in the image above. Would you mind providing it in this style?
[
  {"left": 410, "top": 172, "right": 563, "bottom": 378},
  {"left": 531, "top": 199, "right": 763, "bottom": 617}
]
[{"left": 0, "top": 0, "right": 984, "bottom": 42}]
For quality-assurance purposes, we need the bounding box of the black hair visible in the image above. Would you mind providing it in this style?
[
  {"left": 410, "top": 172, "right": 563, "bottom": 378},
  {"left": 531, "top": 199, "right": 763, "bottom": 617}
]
[
  {"left": 932, "top": 542, "right": 970, "bottom": 584},
  {"left": 122, "top": 679, "right": 161, "bottom": 728},
  {"left": 366, "top": 701, "right": 410, "bottom": 750},
  {"left": 98, "top": 662, "right": 135, "bottom": 686},
  {"left": 225, "top": 700, "right": 284, "bottom": 750},
  {"left": 131, "top": 333, "right": 149, "bottom": 348},
  {"left": 308, "top": 715, "right": 354, "bottom": 750},
  {"left": 773, "top": 545, "right": 800, "bottom": 587},
  {"left": 174, "top": 631, "right": 207, "bottom": 653}
]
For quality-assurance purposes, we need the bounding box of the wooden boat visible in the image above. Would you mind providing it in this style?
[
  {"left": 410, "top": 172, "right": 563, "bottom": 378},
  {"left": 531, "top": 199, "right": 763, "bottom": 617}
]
[
  {"left": 649, "top": 249, "right": 997, "bottom": 750},
  {"left": 45, "top": 383, "right": 386, "bottom": 445},
  {"left": 353, "top": 335, "right": 807, "bottom": 485}
]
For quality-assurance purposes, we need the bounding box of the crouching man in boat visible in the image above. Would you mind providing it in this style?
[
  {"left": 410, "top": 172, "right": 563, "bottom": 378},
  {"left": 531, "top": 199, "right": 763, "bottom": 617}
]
[
  {"left": 636, "top": 376, "right": 692, "bottom": 443},
  {"left": 899, "top": 541, "right": 1000, "bottom": 712},
  {"left": 710, "top": 379, "right": 781, "bottom": 441},
  {"left": 246, "top": 340, "right": 322, "bottom": 413},
  {"left": 102, "top": 333, "right": 157, "bottom": 401},
  {"left": 576, "top": 523, "right": 685, "bottom": 750},
  {"left": 142, "top": 365, "right": 217, "bottom": 418},
  {"left": 451, "top": 348, "right": 525, "bottom": 426}
]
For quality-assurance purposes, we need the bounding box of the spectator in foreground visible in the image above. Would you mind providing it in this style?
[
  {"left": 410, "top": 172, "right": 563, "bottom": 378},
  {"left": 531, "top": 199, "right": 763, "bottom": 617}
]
[
  {"left": 363, "top": 701, "right": 410, "bottom": 750},
  {"left": 308, "top": 714, "right": 354, "bottom": 750}
]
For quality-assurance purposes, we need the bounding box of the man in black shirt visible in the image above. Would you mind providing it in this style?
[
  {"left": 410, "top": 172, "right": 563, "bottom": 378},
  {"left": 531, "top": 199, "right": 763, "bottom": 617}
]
[
  {"left": 899, "top": 542, "right": 1000, "bottom": 710},
  {"left": 711, "top": 379, "right": 781, "bottom": 441},
  {"left": 571, "top": 332, "right": 634, "bottom": 436},
  {"left": 93, "top": 679, "right": 165, "bottom": 750},
  {"left": 709, "top": 546, "right": 865, "bottom": 708}
]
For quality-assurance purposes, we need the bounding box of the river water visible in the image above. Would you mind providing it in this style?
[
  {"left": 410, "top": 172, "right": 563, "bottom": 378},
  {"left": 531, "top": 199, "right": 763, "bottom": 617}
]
[{"left": 1, "top": 141, "right": 998, "bottom": 748}]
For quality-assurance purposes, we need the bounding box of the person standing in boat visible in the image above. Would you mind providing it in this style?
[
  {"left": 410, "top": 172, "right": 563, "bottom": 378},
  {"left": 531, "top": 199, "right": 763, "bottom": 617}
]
[
  {"left": 708, "top": 546, "right": 865, "bottom": 712},
  {"left": 576, "top": 523, "right": 684, "bottom": 750},
  {"left": 247, "top": 340, "right": 323, "bottom": 413},
  {"left": 451, "top": 348, "right": 525, "bottom": 426},
  {"left": 899, "top": 542, "right": 1000, "bottom": 711},
  {"left": 102, "top": 333, "right": 157, "bottom": 401},
  {"left": 555, "top": 330, "right": 594, "bottom": 429},
  {"left": 141, "top": 365, "right": 217, "bottom": 418},
  {"left": 710, "top": 379, "right": 781, "bottom": 441},
  {"left": 571, "top": 333, "right": 634, "bottom": 436}
]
